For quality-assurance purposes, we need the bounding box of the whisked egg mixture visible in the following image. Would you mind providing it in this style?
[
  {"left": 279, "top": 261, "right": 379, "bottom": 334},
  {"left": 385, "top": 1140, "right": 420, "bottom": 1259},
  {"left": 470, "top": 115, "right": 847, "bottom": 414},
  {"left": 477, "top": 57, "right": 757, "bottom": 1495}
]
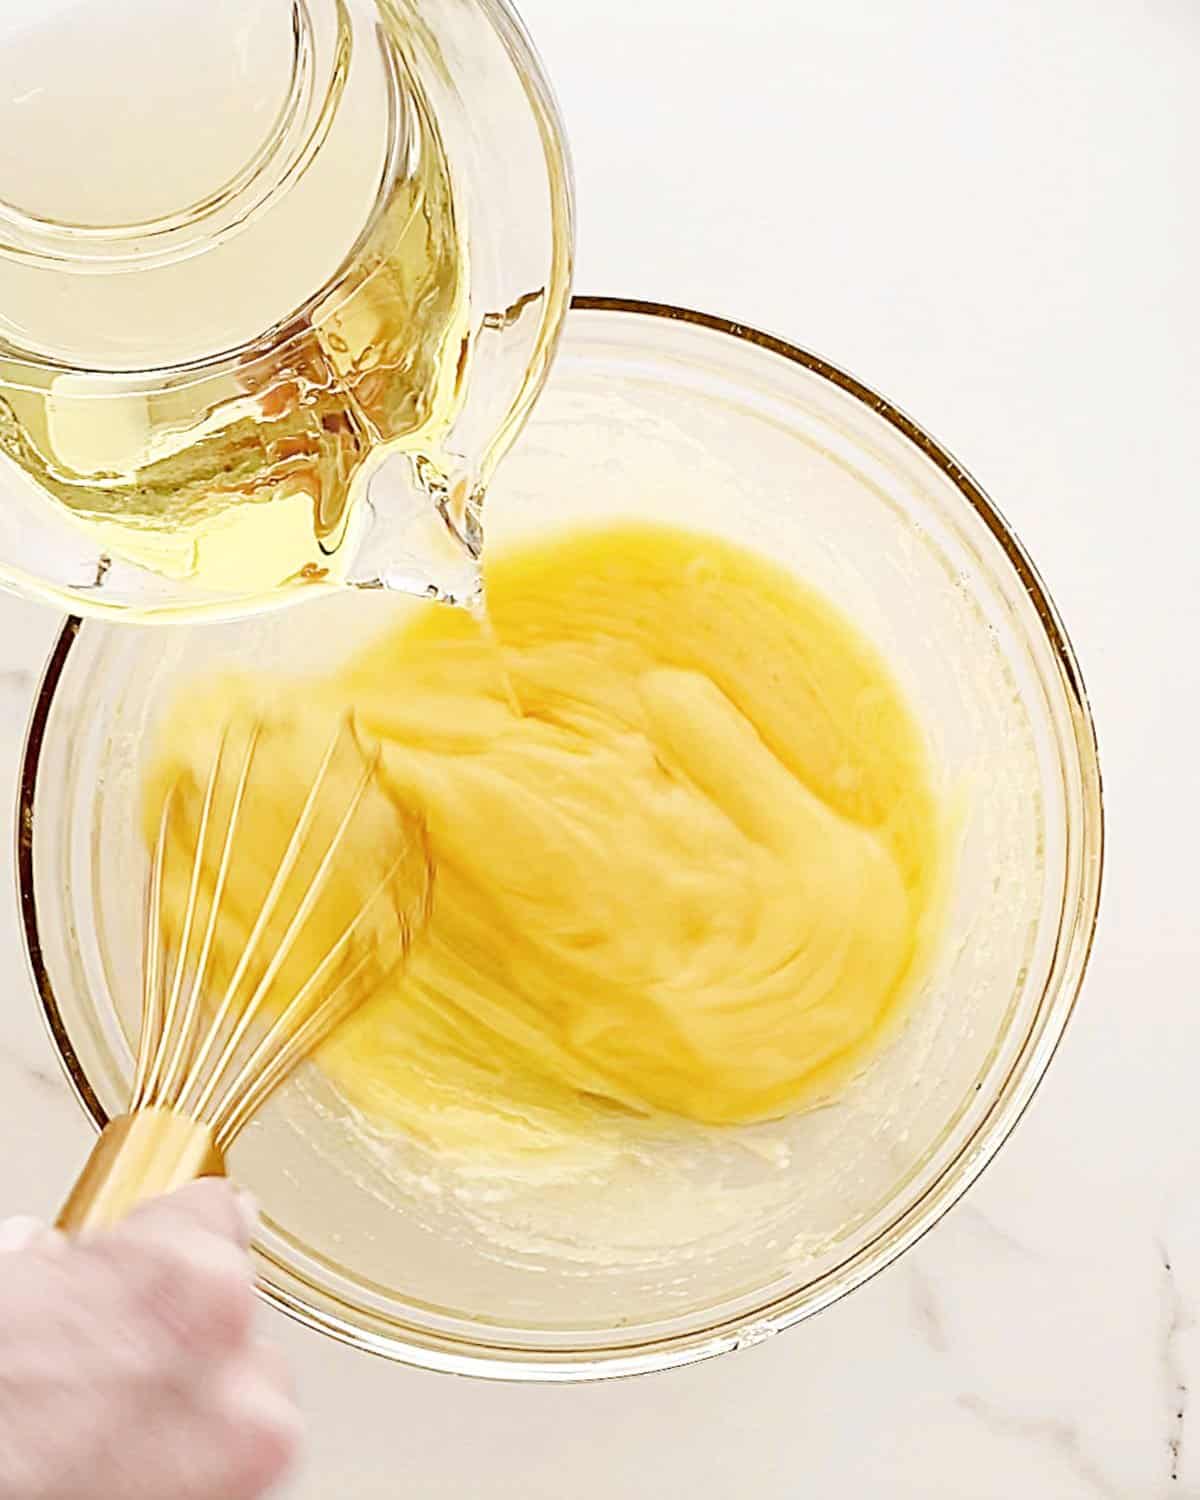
[{"left": 144, "top": 523, "right": 944, "bottom": 1185}]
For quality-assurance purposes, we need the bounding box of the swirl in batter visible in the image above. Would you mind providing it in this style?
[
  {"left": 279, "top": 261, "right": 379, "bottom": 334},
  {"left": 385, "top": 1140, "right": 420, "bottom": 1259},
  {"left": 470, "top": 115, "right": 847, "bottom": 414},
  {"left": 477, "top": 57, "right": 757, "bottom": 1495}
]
[{"left": 144, "top": 523, "right": 943, "bottom": 1161}]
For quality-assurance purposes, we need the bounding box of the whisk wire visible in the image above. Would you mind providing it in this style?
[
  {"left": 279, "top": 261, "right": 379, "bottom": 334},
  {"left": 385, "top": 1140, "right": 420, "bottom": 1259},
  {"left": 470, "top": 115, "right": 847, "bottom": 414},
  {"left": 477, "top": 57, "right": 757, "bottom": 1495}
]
[
  {"left": 166, "top": 718, "right": 350, "bottom": 1118},
  {"left": 211, "top": 952, "right": 373, "bottom": 1149},
  {"left": 206, "top": 846, "right": 416, "bottom": 1145},
  {"left": 130, "top": 790, "right": 174, "bottom": 1109},
  {"left": 139, "top": 733, "right": 230, "bottom": 1108},
  {"left": 156, "top": 723, "right": 262, "bottom": 1109},
  {"left": 180, "top": 728, "right": 382, "bottom": 1123},
  {"left": 58, "top": 710, "right": 431, "bottom": 1235}
]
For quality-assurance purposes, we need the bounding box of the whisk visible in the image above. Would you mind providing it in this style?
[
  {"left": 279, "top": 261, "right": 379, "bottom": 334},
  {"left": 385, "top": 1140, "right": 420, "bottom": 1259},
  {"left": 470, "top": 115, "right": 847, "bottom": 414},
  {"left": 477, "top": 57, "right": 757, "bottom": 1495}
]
[{"left": 57, "top": 713, "right": 432, "bottom": 1233}]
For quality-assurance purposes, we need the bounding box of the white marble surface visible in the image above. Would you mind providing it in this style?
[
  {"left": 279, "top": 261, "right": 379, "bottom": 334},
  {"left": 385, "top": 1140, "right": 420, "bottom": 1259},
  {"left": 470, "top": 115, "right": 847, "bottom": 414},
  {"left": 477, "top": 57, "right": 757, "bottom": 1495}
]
[{"left": 1, "top": 0, "right": 1198, "bottom": 1494}]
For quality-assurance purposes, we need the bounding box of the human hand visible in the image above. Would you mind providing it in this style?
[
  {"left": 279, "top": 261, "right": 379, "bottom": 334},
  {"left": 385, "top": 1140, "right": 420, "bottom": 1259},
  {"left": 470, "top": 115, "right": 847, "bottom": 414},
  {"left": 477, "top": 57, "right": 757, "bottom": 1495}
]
[{"left": 0, "top": 1180, "right": 300, "bottom": 1500}]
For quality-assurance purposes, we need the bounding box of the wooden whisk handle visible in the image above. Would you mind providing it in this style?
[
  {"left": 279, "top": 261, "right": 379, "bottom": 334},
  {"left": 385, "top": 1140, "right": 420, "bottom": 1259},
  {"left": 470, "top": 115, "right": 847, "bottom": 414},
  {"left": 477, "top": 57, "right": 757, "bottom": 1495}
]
[{"left": 56, "top": 1109, "right": 226, "bottom": 1233}]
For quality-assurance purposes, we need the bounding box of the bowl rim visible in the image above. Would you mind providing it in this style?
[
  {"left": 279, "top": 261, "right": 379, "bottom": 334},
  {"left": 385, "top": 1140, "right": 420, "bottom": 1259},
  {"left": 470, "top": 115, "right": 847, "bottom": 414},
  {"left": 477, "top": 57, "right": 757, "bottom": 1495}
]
[{"left": 16, "top": 294, "right": 1105, "bottom": 1381}]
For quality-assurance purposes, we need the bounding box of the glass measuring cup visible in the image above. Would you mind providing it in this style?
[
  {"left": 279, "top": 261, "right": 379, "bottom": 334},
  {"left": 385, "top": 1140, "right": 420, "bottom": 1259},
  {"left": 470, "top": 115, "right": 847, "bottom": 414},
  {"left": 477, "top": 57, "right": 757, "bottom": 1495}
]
[{"left": 0, "top": 0, "right": 573, "bottom": 619}]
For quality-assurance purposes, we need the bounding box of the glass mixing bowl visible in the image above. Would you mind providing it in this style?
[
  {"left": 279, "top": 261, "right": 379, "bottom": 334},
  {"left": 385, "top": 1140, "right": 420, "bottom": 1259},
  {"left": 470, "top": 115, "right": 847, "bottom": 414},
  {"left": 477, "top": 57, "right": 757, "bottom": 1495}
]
[{"left": 18, "top": 298, "right": 1102, "bottom": 1380}]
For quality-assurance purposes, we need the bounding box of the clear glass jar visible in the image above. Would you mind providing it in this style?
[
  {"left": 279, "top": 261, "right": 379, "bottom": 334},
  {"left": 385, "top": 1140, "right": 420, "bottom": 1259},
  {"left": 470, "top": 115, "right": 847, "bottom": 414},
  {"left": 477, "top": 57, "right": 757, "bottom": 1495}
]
[
  {"left": 20, "top": 300, "right": 1103, "bottom": 1380},
  {"left": 0, "top": 0, "right": 573, "bottom": 617}
]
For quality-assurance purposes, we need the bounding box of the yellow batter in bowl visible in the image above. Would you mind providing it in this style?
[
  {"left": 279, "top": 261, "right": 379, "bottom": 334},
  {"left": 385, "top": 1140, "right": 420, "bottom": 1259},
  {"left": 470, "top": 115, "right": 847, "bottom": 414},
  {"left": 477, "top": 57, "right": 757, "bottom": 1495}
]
[{"left": 144, "top": 523, "right": 944, "bottom": 1161}]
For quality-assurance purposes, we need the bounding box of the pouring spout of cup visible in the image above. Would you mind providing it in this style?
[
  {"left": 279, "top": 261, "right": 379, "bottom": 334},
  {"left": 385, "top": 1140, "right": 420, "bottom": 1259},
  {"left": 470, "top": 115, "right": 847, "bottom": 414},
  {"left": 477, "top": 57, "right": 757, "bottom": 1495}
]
[{"left": 343, "top": 449, "right": 484, "bottom": 608}]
